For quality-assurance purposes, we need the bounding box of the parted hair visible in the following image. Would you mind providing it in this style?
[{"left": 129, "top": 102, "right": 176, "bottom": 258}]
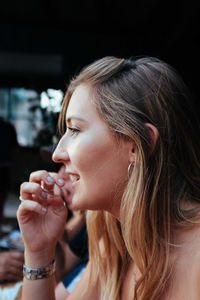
[{"left": 59, "top": 56, "right": 200, "bottom": 300}]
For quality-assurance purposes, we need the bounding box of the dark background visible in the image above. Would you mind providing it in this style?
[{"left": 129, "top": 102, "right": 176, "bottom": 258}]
[
  {"left": 0, "top": 0, "right": 199, "bottom": 224},
  {"left": 0, "top": 0, "right": 199, "bottom": 103}
]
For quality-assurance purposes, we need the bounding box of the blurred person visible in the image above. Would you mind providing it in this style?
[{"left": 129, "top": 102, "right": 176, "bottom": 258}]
[
  {"left": 0, "top": 249, "right": 24, "bottom": 300},
  {"left": 0, "top": 250, "right": 24, "bottom": 283},
  {"left": 17, "top": 56, "right": 200, "bottom": 300},
  {"left": 0, "top": 118, "right": 23, "bottom": 298},
  {"left": 0, "top": 118, "right": 18, "bottom": 225}
]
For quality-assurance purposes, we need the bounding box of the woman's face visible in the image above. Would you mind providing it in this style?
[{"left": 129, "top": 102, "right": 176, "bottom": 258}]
[{"left": 53, "top": 85, "right": 133, "bottom": 217}]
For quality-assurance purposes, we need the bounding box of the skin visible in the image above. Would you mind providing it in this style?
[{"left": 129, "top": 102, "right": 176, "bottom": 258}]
[
  {"left": 0, "top": 251, "right": 24, "bottom": 282},
  {"left": 18, "top": 83, "right": 199, "bottom": 299},
  {"left": 52, "top": 84, "right": 135, "bottom": 217},
  {"left": 17, "top": 84, "right": 135, "bottom": 300}
]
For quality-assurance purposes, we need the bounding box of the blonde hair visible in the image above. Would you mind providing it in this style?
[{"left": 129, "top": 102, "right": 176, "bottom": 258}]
[{"left": 59, "top": 56, "right": 200, "bottom": 299}]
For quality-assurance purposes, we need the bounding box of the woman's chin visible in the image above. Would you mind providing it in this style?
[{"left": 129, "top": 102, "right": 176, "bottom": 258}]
[{"left": 67, "top": 196, "right": 82, "bottom": 211}]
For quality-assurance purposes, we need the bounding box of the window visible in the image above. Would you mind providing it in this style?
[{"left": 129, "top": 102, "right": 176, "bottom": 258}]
[{"left": 0, "top": 88, "right": 63, "bottom": 146}]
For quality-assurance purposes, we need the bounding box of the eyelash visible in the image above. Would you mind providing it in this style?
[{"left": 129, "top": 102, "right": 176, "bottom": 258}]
[{"left": 67, "top": 127, "right": 80, "bottom": 136}]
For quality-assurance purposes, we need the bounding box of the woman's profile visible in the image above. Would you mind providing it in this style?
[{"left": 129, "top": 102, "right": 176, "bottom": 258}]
[{"left": 17, "top": 56, "right": 200, "bottom": 299}]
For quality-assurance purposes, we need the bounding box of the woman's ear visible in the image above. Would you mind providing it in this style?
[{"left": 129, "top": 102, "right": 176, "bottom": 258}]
[
  {"left": 128, "top": 140, "right": 136, "bottom": 163},
  {"left": 145, "top": 123, "right": 159, "bottom": 154}
]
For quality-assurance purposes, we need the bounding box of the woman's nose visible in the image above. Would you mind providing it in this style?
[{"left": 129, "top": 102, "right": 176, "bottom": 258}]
[{"left": 52, "top": 138, "right": 69, "bottom": 164}]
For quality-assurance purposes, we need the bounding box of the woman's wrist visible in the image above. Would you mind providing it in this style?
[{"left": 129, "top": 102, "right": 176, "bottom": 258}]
[
  {"left": 23, "top": 259, "right": 56, "bottom": 280},
  {"left": 24, "top": 249, "right": 56, "bottom": 268}
]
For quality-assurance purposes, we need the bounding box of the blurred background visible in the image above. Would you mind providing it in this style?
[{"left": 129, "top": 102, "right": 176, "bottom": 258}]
[{"left": 0, "top": 0, "right": 200, "bottom": 231}]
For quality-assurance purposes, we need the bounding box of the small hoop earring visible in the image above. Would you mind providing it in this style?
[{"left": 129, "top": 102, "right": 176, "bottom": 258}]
[{"left": 128, "top": 161, "right": 134, "bottom": 177}]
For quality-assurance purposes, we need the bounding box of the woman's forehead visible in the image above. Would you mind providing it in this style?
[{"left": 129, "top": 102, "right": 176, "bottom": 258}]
[{"left": 66, "top": 85, "right": 97, "bottom": 120}]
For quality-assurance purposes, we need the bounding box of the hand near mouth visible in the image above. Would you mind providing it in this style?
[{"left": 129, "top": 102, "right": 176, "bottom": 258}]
[{"left": 17, "top": 170, "right": 68, "bottom": 265}]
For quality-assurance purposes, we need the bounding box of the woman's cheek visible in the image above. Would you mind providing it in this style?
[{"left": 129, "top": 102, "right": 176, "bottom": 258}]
[
  {"left": 69, "top": 133, "right": 95, "bottom": 160},
  {"left": 68, "top": 138, "right": 92, "bottom": 170}
]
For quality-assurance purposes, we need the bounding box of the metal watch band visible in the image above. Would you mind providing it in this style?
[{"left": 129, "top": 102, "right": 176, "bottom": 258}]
[{"left": 23, "top": 259, "right": 56, "bottom": 280}]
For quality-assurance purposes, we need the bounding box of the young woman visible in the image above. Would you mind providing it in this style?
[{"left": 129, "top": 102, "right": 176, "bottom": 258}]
[{"left": 17, "top": 56, "right": 200, "bottom": 300}]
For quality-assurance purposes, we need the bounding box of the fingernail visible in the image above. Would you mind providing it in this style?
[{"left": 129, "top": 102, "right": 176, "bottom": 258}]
[
  {"left": 57, "top": 178, "right": 64, "bottom": 185},
  {"left": 47, "top": 176, "right": 54, "bottom": 183},
  {"left": 41, "top": 191, "right": 47, "bottom": 198},
  {"left": 41, "top": 207, "right": 47, "bottom": 213}
]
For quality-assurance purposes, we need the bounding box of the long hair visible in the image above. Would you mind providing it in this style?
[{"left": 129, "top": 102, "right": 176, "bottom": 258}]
[{"left": 59, "top": 56, "right": 200, "bottom": 299}]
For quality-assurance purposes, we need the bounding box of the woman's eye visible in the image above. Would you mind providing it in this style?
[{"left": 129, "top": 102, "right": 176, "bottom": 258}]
[{"left": 67, "top": 127, "right": 80, "bottom": 136}]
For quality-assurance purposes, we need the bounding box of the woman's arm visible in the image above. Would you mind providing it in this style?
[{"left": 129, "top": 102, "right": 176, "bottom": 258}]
[
  {"left": 17, "top": 170, "right": 99, "bottom": 300},
  {"left": 22, "top": 260, "right": 99, "bottom": 300},
  {"left": 22, "top": 272, "right": 56, "bottom": 300},
  {"left": 17, "top": 170, "right": 67, "bottom": 300}
]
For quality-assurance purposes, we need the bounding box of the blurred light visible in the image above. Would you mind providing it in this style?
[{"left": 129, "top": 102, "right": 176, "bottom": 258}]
[
  {"left": 41, "top": 91, "right": 49, "bottom": 108},
  {"left": 40, "top": 89, "right": 63, "bottom": 112}
]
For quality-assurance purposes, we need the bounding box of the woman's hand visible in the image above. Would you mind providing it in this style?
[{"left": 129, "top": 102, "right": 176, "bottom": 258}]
[
  {"left": 0, "top": 251, "right": 24, "bottom": 282},
  {"left": 17, "top": 170, "right": 68, "bottom": 264}
]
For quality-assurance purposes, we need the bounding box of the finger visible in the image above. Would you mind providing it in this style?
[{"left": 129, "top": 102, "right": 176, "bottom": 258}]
[
  {"left": 41, "top": 174, "right": 56, "bottom": 192},
  {"left": 9, "top": 250, "right": 24, "bottom": 258},
  {"left": 30, "top": 170, "right": 64, "bottom": 193},
  {"left": 49, "top": 172, "right": 65, "bottom": 188},
  {"left": 46, "top": 192, "right": 65, "bottom": 207},
  {"left": 50, "top": 200, "right": 67, "bottom": 215},
  {"left": 7, "top": 267, "right": 23, "bottom": 280},
  {"left": 17, "top": 200, "right": 47, "bottom": 219},
  {"left": 30, "top": 170, "right": 55, "bottom": 194},
  {"left": 20, "top": 182, "right": 47, "bottom": 201},
  {"left": 49, "top": 172, "right": 58, "bottom": 178},
  {"left": 8, "top": 259, "right": 24, "bottom": 271},
  {"left": 29, "top": 170, "right": 49, "bottom": 183},
  {"left": 1, "top": 263, "right": 23, "bottom": 277},
  {"left": 42, "top": 181, "right": 62, "bottom": 204},
  {"left": 45, "top": 186, "right": 67, "bottom": 214},
  {"left": 9, "top": 251, "right": 24, "bottom": 262},
  {"left": 2, "top": 272, "right": 22, "bottom": 282}
]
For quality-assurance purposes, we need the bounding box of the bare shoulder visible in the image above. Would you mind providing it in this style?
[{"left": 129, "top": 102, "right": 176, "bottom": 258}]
[
  {"left": 167, "top": 223, "right": 200, "bottom": 299},
  {"left": 174, "top": 223, "right": 200, "bottom": 251}
]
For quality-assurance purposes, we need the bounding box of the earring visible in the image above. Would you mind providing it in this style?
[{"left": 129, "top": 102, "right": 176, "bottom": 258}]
[{"left": 128, "top": 161, "right": 134, "bottom": 177}]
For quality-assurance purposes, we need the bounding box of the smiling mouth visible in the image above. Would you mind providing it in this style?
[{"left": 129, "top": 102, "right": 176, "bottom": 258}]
[{"left": 69, "top": 174, "right": 80, "bottom": 182}]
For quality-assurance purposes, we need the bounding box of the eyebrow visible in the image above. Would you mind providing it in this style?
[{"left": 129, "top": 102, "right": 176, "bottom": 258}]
[{"left": 66, "top": 115, "right": 87, "bottom": 123}]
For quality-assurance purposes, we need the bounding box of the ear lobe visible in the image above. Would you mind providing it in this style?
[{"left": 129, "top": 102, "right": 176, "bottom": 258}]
[{"left": 145, "top": 123, "right": 159, "bottom": 154}]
